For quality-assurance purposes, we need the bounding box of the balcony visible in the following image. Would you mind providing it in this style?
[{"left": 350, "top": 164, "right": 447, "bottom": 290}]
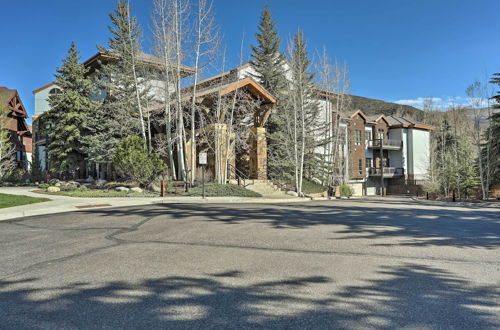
[
  {"left": 368, "top": 167, "right": 405, "bottom": 178},
  {"left": 367, "top": 139, "right": 402, "bottom": 150}
]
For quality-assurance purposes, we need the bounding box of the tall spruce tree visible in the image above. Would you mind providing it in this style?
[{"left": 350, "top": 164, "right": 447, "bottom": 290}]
[
  {"left": 250, "top": 5, "right": 287, "bottom": 96},
  {"left": 97, "top": 1, "right": 150, "bottom": 149},
  {"left": 46, "top": 42, "right": 98, "bottom": 178},
  {"left": 250, "top": 5, "right": 288, "bottom": 178}
]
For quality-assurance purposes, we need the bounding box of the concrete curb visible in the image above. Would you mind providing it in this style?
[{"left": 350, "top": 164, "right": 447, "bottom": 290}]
[
  {"left": 410, "top": 197, "right": 500, "bottom": 209},
  {"left": 0, "top": 187, "right": 311, "bottom": 221}
]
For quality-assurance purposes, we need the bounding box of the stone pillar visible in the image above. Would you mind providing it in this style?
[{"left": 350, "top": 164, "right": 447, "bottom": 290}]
[
  {"left": 249, "top": 127, "right": 267, "bottom": 180},
  {"left": 207, "top": 123, "right": 235, "bottom": 182}
]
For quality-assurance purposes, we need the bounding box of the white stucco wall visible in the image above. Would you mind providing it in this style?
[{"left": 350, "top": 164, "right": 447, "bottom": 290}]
[
  {"left": 408, "top": 128, "right": 430, "bottom": 180},
  {"left": 34, "top": 86, "right": 61, "bottom": 116}
]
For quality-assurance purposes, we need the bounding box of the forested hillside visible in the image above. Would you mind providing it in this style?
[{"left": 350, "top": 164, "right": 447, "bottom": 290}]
[{"left": 349, "top": 94, "right": 424, "bottom": 120}]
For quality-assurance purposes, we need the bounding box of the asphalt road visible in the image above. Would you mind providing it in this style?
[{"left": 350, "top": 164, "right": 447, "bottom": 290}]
[{"left": 1, "top": 198, "right": 499, "bottom": 329}]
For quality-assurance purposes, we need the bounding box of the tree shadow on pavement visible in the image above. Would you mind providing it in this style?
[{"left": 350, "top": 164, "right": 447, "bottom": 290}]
[
  {"left": 61, "top": 200, "right": 500, "bottom": 249},
  {"left": 0, "top": 264, "right": 498, "bottom": 329}
]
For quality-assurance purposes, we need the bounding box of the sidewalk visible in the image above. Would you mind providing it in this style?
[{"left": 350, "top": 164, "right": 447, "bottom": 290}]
[{"left": 0, "top": 187, "right": 308, "bottom": 221}]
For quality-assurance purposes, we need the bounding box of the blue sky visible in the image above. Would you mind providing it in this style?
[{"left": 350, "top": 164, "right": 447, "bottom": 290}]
[{"left": 1, "top": 0, "right": 499, "bottom": 123}]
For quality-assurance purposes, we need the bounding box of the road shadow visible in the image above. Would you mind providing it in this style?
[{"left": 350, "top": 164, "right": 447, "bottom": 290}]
[
  {"left": 47, "top": 200, "right": 500, "bottom": 249},
  {"left": 0, "top": 264, "right": 497, "bottom": 329}
]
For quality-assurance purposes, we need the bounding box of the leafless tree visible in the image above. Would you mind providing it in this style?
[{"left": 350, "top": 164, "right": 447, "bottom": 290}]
[
  {"left": 187, "top": 0, "right": 220, "bottom": 184},
  {"left": 152, "top": 0, "right": 178, "bottom": 179},
  {"left": 314, "top": 47, "right": 351, "bottom": 186}
]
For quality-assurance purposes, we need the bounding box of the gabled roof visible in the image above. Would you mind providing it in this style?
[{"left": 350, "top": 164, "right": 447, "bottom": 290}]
[
  {"left": 367, "top": 114, "right": 390, "bottom": 126},
  {"left": 350, "top": 109, "right": 368, "bottom": 121},
  {"left": 32, "top": 82, "right": 60, "bottom": 94},
  {"left": 194, "top": 77, "right": 276, "bottom": 104},
  {"left": 386, "top": 115, "right": 435, "bottom": 131},
  {"left": 194, "top": 62, "right": 252, "bottom": 87},
  {"left": 0, "top": 88, "right": 29, "bottom": 118}
]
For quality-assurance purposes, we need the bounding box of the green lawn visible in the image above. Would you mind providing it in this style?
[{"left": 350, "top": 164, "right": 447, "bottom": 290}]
[
  {"left": 34, "top": 189, "right": 158, "bottom": 198},
  {"left": 0, "top": 193, "right": 51, "bottom": 209}
]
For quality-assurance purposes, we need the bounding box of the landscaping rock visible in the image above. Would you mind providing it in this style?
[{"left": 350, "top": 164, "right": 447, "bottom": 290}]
[
  {"left": 95, "top": 179, "right": 108, "bottom": 186},
  {"left": 147, "top": 183, "right": 161, "bottom": 193},
  {"left": 115, "top": 186, "right": 129, "bottom": 192},
  {"left": 85, "top": 176, "right": 95, "bottom": 183},
  {"left": 67, "top": 181, "right": 80, "bottom": 187},
  {"left": 286, "top": 191, "right": 299, "bottom": 197},
  {"left": 54, "top": 182, "right": 62, "bottom": 187},
  {"left": 47, "top": 186, "right": 60, "bottom": 192},
  {"left": 130, "top": 187, "right": 143, "bottom": 193}
]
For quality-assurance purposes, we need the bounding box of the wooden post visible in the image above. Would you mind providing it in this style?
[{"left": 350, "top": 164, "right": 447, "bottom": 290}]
[
  {"left": 202, "top": 165, "right": 205, "bottom": 199},
  {"left": 160, "top": 180, "right": 165, "bottom": 197}
]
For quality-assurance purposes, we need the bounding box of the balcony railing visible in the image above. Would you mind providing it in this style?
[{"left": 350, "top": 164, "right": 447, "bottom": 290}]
[
  {"left": 367, "top": 139, "right": 402, "bottom": 149},
  {"left": 368, "top": 167, "right": 405, "bottom": 177}
]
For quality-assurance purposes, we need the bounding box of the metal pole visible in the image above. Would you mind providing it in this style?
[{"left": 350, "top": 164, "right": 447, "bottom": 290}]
[
  {"left": 380, "top": 138, "right": 385, "bottom": 196},
  {"left": 202, "top": 165, "right": 205, "bottom": 199}
]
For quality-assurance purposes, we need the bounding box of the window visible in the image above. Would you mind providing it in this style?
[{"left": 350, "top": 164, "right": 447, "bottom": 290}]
[
  {"left": 366, "top": 158, "right": 372, "bottom": 168},
  {"left": 358, "top": 158, "right": 363, "bottom": 174},
  {"left": 378, "top": 129, "right": 384, "bottom": 141},
  {"left": 49, "top": 88, "right": 61, "bottom": 95},
  {"left": 354, "top": 130, "right": 362, "bottom": 145}
]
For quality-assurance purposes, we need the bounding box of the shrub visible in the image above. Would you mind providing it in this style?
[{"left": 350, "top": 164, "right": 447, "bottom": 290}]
[
  {"left": 113, "top": 136, "right": 167, "bottom": 186},
  {"left": 339, "top": 184, "right": 353, "bottom": 198},
  {"left": 38, "top": 183, "right": 50, "bottom": 190}
]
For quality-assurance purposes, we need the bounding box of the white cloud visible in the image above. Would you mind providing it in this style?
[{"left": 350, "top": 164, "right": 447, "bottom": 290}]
[{"left": 393, "top": 96, "right": 471, "bottom": 110}]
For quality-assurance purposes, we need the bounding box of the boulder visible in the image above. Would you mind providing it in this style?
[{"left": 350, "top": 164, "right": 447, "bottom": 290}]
[
  {"left": 54, "top": 182, "right": 62, "bottom": 187},
  {"left": 130, "top": 187, "right": 143, "bottom": 193},
  {"left": 286, "top": 191, "right": 299, "bottom": 197},
  {"left": 67, "top": 181, "right": 80, "bottom": 187},
  {"left": 95, "top": 179, "right": 108, "bottom": 186},
  {"left": 47, "top": 186, "right": 60, "bottom": 192},
  {"left": 147, "top": 183, "right": 161, "bottom": 193},
  {"left": 115, "top": 186, "right": 130, "bottom": 192},
  {"left": 85, "top": 176, "right": 95, "bottom": 183}
]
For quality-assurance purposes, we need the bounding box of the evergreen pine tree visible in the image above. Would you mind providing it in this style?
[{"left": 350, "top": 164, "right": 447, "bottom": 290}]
[
  {"left": 45, "top": 42, "right": 99, "bottom": 178},
  {"left": 97, "top": 0, "right": 150, "bottom": 150},
  {"left": 250, "top": 5, "right": 288, "bottom": 178},
  {"left": 250, "top": 5, "right": 287, "bottom": 96}
]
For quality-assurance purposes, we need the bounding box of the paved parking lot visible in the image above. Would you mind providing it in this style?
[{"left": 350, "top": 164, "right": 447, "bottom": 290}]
[{"left": 1, "top": 198, "right": 499, "bottom": 329}]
